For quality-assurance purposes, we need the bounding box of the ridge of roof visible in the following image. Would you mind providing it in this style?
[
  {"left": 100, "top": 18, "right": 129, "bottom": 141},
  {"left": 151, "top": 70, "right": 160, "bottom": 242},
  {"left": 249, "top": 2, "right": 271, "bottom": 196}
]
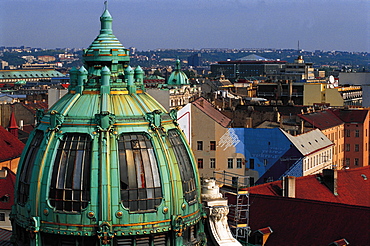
[
  {"left": 298, "top": 110, "right": 343, "bottom": 130},
  {"left": 192, "top": 97, "right": 231, "bottom": 128},
  {"left": 280, "top": 128, "right": 333, "bottom": 156},
  {"left": 329, "top": 108, "right": 369, "bottom": 123}
]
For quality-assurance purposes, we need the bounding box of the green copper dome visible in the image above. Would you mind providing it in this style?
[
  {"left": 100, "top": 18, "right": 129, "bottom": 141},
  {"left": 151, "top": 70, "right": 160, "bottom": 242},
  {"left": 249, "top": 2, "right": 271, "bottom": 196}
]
[
  {"left": 11, "top": 4, "right": 205, "bottom": 246},
  {"left": 167, "top": 59, "right": 189, "bottom": 86}
]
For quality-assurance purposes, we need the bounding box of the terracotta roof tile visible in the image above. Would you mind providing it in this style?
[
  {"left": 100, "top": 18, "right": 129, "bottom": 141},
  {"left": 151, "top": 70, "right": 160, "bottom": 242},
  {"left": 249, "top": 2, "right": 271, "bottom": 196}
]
[
  {"left": 329, "top": 108, "right": 369, "bottom": 123},
  {"left": 248, "top": 166, "right": 370, "bottom": 207},
  {"left": 22, "top": 101, "right": 48, "bottom": 114},
  {"left": 0, "top": 168, "right": 16, "bottom": 210},
  {"left": 298, "top": 110, "right": 343, "bottom": 130},
  {"left": 244, "top": 194, "right": 370, "bottom": 245},
  {"left": 0, "top": 126, "right": 25, "bottom": 161}
]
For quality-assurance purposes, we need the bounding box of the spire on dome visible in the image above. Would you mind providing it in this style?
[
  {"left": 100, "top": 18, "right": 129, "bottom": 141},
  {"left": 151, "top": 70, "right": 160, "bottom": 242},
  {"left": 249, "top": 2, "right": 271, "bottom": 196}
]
[
  {"left": 100, "top": 1, "right": 113, "bottom": 34},
  {"left": 175, "top": 59, "right": 181, "bottom": 71},
  {"left": 83, "top": 1, "right": 130, "bottom": 71}
]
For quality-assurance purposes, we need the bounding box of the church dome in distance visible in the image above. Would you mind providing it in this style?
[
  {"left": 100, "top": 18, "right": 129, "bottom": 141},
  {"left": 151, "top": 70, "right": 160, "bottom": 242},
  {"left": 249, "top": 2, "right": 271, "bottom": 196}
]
[{"left": 167, "top": 59, "right": 189, "bottom": 86}]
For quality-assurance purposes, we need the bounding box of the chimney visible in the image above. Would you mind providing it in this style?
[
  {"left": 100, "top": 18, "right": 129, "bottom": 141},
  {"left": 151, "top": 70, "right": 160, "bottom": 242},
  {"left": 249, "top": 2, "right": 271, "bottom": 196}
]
[
  {"left": 19, "top": 120, "right": 24, "bottom": 130},
  {"left": 282, "top": 176, "right": 296, "bottom": 198},
  {"left": 323, "top": 169, "right": 338, "bottom": 195},
  {"left": 0, "top": 168, "right": 8, "bottom": 178}
]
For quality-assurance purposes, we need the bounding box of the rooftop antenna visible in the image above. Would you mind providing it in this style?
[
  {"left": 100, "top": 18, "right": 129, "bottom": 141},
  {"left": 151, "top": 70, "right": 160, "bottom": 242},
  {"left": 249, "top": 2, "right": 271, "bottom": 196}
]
[{"left": 298, "top": 40, "right": 300, "bottom": 54}]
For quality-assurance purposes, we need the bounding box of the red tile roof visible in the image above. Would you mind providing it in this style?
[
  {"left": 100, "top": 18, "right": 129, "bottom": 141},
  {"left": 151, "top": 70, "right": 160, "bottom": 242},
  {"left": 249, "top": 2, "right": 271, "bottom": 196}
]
[
  {"left": 246, "top": 194, "right": 370, "bottom": 245},
  {"left": 192, "top": 97, "right": 231, "bottom": 127},
  {"left": 22, "top": 101, "right": 48, "bottom": 114},
  {"left": 298, "top": 110, "right": 343, "bottom": 130},
  {"left": 248, "top": 166, "right": 370, "bottom": 207},
  {"left": 329, "top": 108, "right": 369, "bottom": 123},
  {"left": 0, "top": 228, "right": 12, "bottom": 245},
  {"left": 0, "top": 125, "right": 25, "bottom": 161},
  {"left": 0, "top": 168, "right": 16, "bottom": 210}
]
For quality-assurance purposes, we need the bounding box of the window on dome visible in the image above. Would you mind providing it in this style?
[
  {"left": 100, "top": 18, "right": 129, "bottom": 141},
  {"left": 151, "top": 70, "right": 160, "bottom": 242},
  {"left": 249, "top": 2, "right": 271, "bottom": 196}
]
[
  {"left": 167, "top": 129, "right": 197, "bottom": 204},
  {"left": 18, "top": 130, "right": 44, "bottom": 205},
  {"left": 118, "top": 134, "right": 162, "bottom": 212},
  {"left": 49, "top": 133, "right": 91, "bottom": 212}
]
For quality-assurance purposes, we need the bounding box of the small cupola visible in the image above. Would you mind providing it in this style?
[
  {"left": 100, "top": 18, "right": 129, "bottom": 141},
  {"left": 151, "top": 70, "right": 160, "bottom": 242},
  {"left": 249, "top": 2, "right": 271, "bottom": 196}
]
[{"left": 167, "top": 59, "right": 189, "bottom": 86}]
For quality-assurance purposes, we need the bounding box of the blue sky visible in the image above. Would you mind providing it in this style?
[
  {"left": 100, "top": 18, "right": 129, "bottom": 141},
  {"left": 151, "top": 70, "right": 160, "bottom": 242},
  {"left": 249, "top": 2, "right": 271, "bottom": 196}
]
[{"left": 1, "top": 0, "right": 369, "bottom": 52}]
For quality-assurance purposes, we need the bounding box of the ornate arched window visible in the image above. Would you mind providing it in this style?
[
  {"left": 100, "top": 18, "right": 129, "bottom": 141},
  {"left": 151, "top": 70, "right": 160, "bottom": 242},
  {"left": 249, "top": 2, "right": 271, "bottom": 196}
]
[
  {"left": 49, "top": 133, "right": 91, "bottom": 212},
  {"left": 118, "top": 133, "right": 162, "bottom": 211},
  {"left": 167, "top": 129, "right": 197, "bottom": 204},
  {"left": 18, "top": 130, "right": 44, "bottom": 205}
]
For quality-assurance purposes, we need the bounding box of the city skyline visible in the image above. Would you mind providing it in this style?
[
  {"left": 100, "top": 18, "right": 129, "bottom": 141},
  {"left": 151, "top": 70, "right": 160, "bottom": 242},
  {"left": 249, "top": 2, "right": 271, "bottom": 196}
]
[{"left": 1, "top": 0, "right": 369, "bottom": 52}]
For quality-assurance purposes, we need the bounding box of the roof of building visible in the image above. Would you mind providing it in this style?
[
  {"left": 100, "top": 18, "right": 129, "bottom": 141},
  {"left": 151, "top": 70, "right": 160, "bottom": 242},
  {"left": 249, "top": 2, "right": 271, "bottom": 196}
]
[
  {"left": 298, "top": 110, "right": 344, "bottom": 130},
  {"left": 246, "top": 194, "right": 370, "bottom": 245},
  {"left": 192, "top": 97, "right": 231, "bottom": 128},
  {"left": 248, "top": 166, "right": 370, "bottom": 207},
  {"left": 0, "top": 168, "right": 16, "bottom": 210},
  {"left": 281, "top": 129, "right": 333, "bottom": 156},
  {"left": 329, "top": 108, "right": 369, "bottom": 123},
  {"left": 0, "top": 69, "right": 65, "bottom": 79},
  {"left": 0, "top": 125, "right": 24, "bottom": 162},
  {"left": 0, "top": 228, "right": 12, "bottom": 245},
  {"left": 167, "top": 59, "right": 189, "bottom": 86},
  {"left": 22, "top": 101, "right": 48, "bottom": 114},
  {"left": 239, "top": 54, "right": 273, "bottom": 61}
]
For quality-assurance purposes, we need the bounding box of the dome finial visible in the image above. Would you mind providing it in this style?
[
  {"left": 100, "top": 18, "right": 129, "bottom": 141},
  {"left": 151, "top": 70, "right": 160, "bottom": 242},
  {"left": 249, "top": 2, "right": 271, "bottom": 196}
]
[{"left": 104, "top": 0, "right": 108, "bottom": 11}]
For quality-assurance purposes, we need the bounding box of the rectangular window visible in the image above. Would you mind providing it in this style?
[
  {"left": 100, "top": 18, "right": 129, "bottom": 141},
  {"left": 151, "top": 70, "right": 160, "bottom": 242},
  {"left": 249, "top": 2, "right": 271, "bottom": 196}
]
[
  {"left": 197, "top": 141, "right": 203, "bottom": 151},
  {"left": 354, "top": 158, "right": 359, "bottom": 166},
  {"left": 228, "top": 158, "right": 234, "bottom": 169},
  {"left": 355, "top": 130, "right": 360, "bottom": 137},
  {"left": 210, "top": 158, "right": 216, "bottom": 169},
  {"left": 249, "top": 159, "right": 255, "bottom": 169},
  {"left": 210, "top": 141, "right": 216, "bottom": 151},
  {"left": 346, "top": 130, "right": 350, "bottom": 137},
  {"left": 346, "top": 144, "right": 350, "bottom": 152},
  {"left": 264, "top": 159, "right": 268, "bottom": 166},
  {"left": 355, "top": 144, "right": 360, "bottom": 152},
  {"left": 237, "top": 158, "right": 243, "bottom": 169},
  {"left": 249, "top": 177, "right": 255, "bottom": 187},
  {"left": 0, "top": 213, "right": 5, "bottom": 221},
  {"left": 197, "top": 158, "right": 203, "bottom": 169},
  {"left": 345, "top": 158, "right": 350, "bottom": 167}
]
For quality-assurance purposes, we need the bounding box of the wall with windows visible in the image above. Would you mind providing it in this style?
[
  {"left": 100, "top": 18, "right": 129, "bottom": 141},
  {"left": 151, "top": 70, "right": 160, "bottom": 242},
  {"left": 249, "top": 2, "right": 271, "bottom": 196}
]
[
  {"left": 343, "top": 120, "right": 370, "bottom": 168},
  {"left": 189, "top": 103, "right": 237, "bottom": 179},
  {"left": 303, "top": 147, "right": 333, "bottom": 176},
  {"left": 321, "top": 124, "right": 345, "bottom": 170}
]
